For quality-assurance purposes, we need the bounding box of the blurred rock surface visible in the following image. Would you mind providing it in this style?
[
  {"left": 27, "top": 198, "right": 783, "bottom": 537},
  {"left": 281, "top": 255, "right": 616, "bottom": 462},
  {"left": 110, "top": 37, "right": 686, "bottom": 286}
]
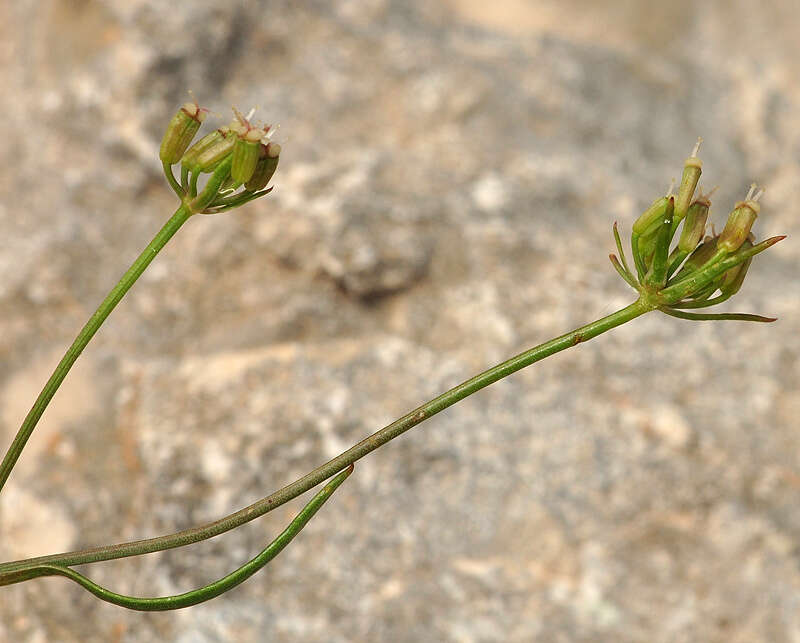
[{"left": 0, "top": 1, "right": 798, "bottom": 641}]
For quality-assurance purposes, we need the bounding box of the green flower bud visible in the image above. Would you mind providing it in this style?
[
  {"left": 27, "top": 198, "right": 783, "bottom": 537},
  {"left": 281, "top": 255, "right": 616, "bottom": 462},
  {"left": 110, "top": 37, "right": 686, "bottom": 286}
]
[
  {"left": 719, "top": 237, "right": 754, "bottom": 296},
  {"left": 633, "top": 195, "right": 670, "bottom": 235},
  {"left": 718, "top": 184, "right": 762, "bottom": 254},
  {"left": 245, "top": 143, "right": 281, "bottom": 191},
  {"left": 674, "top": 138, "right": 702, "bottom": 221},
  {"left": 188, "top": 125, "right": 236, "bottom": 173},
  {"left": 227, "top": 108, "right": 273, "bottom": 186},
  {"left": 181, "top": 126, "right": 229, "bottom": 174},
  {"left": 677, "top": 193, "right": 711, "bottom": 254},
  {"left": 160, "top": 101, "right": 207, "bottom": 165},
  {"left": 231, "top": 128, "right": 263, "bottom": 185}
]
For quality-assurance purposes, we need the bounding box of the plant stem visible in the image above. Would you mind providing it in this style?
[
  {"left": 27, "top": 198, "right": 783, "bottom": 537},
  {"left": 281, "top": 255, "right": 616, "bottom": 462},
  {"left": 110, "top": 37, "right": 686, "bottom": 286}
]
[
  {"left": 3, "top": 465, "right": 354, "bottom": 609},
  {"left": 0, "top": 297, "right": 652, "bottom": 583},
  {"left": 0, "top": 206, "right": 192, "bottom": 494}
]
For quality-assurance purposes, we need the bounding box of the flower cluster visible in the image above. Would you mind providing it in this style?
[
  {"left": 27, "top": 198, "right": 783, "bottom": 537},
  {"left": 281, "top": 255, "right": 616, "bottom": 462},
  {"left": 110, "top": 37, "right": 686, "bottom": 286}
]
[
  {"left": 611, "top": 139, "right": 785, "bottom": 322},
  {"left": 159, "top": 98, "right": 281, "bottom": 214}
]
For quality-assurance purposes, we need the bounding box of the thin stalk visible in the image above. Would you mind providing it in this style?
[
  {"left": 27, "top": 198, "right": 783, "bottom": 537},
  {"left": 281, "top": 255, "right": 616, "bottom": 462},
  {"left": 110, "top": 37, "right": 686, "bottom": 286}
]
[
  {"left": 644, "top": 197, "right": 674, "bottom": 288},
  {"left": 163, "top": 162, "right": 184, "bottom": 198},
  {"left": 630, "top": 231, "right": 646, "bottom": 281},
  {"left": 666, "top": 248, "right": 689, "bottom": 280},
  {"left": 609, "top": 254, "right": 639, "bottom": 291},
  {"left": 202, "top": 188, "right": 272, "bottom": 213},
  {"left": 670, "top": 292, "right": 732, "bottom": 309},
  {"left": 0, "top": 206, "right": 193, "bottom": 494},
  {"left": 612, "top": 223, "right": 635, "bottom": 282},
  {"left": 6, "top": 465, "right": 353, "bottom": 610},
  {"left": 661, "top": 308, "right": 776, "bottom": 323},
  {"left": 0, "top": 298, "right": 652, "bottom": 581}
]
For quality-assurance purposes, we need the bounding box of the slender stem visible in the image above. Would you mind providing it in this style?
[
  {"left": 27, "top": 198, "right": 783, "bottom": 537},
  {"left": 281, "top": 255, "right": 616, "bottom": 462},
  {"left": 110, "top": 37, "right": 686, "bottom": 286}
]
[
  {"left": 630, "top": 231, "right": 646, "bottom": 282},
  {"left": 609, "top": 254, "right": 639, "bottom": 291},
  {"left": 612, "top": 222, "right": 634, "bottom": 280},
  {"left": 0, "top": 298, "right": 652, "bottom": 580},
  {"left": 670, "top": 292, "right": 732, "bottom": 309},
  {"left": 666, "top": 249, "right": 689, "bottom": 280},
  {"left": 5, "top": 465, "right": 353, "bottom": 609},
  {"left": 644, "top": 197, "right": 673, "bottom": 288},
  {"left": 163, "top": 162, "right": 184, "bottom": 198},
  {"left": 0, "top": 206, "right": 193, "bottom": 494},
  {"left": 190, "top": 157, "right": 233, "bottom": 212},
  {"left": 661, "top": 308, "right": 776, "bottom": 323}
]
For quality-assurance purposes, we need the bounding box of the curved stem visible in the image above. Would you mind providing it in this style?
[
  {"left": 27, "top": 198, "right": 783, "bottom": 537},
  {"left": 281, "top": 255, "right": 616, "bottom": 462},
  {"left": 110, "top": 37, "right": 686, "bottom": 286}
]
[
  {"left": 609, "top": 254, "right": 639, "bottom": 291},
  {"left": 11, "top": 465, "right": 353, "bottom": 610},
  {"left": 660, "top": 308, "right": 776, "bottom": 323},
  {"left": 670, "top": 292, "right": 732, "bottom": 309},
  {"left": 163, "top": 162, "right": 184, "bottom": 198},
  {"left": 0, "top": 298, "right": 652, "bottom": 581},
  {"left": 630, "top": 231, "right": 647, "bottom": 282},
  {"left": 612, "top": 222, "right": 634, "bottom": 281},
  {"left": 0, "top": 206, "right": 192, "bottom": 494}
]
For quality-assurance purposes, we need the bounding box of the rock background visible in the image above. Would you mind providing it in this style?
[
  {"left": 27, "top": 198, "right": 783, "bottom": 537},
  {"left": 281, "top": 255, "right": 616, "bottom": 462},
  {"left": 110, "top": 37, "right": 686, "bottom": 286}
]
[{"left": 1, "top": 1, "right": 798, "bottom": 641}]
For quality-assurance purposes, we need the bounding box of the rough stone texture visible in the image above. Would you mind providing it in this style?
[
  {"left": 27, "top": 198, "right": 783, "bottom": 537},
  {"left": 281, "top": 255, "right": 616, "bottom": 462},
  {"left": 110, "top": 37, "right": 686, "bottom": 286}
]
[{"left": 1, "top": 1, "right": 799, "bottom": 641}]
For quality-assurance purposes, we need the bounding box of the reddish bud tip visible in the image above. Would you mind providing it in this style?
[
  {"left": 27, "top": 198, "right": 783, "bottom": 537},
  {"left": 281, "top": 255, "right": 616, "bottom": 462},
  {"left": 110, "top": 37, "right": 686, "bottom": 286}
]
[{"left": 764, "top": 235, "right": 787, "bottom": 247}]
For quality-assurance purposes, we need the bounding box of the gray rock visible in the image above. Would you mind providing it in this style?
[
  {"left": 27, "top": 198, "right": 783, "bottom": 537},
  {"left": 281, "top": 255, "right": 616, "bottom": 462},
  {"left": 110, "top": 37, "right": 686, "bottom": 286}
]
[{"left": 1, "top": 0, "right": 798, "bottom": 641}]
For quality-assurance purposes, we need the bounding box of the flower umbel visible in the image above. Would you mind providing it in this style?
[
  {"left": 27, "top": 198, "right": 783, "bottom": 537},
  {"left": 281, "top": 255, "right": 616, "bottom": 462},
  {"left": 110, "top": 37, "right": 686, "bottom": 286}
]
[
  {"left": 159, "top": 98, "right": 280, "bottom": 214},
  {"left": 611, "top": 141, "right": 785, "bottom": 322}
]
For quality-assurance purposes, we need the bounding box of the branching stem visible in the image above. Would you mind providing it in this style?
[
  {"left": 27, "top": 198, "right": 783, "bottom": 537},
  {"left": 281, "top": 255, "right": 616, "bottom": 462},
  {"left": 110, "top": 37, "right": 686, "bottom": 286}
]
[{"left": 0, "top": 297, "right": 651, "bottom": 584}]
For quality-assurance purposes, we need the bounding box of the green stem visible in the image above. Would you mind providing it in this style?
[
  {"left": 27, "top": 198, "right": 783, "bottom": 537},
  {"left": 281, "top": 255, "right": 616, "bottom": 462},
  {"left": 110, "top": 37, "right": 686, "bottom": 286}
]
[
  {"left": 0, "top": 206, "right": 192, "bottom": 494},
  {"left": 630, "top": 231, "right": 646, "bottom": 281},
  {"left": 7, "top": 465, "right": 353, "bottom": 610},
  {"left": 660, "top": 308, "right": 776, "bottom": 323},
  {"left": 163, "top": 162, "right": 184, "bottom": 198},
  {"left": 200, "top": 188, "right": 272, "bottom": 214},
  {"left": 612, "top": 222, "right": 634, "bottom": 281},
  {"left": 644, "top": 197, "right": 673, "bottom": 289},
  {"left": 666, "top": 248, "right": 689, "bottom": 280},
  {"left": 609, "top": 254, "right": 639, "bottom": 291},
  {"left": 0, "top": 298, "right": 652, "bottom": 581}
]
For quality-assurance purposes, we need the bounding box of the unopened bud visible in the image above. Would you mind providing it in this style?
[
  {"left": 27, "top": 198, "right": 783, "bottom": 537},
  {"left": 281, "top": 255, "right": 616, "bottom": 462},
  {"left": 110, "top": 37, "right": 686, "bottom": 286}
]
[
  {"left": 717, "top": 184, "right": 762, "bottom": 253},
  {"left": 633, "top": 195, "right": 670, "bottom": 235},
  {"left": 677, "top": 193, "right": 711, "bottom": 254},
  {"left": 719, "top": 237, "right": 754, "bottom": 296},
  {"left": 674, "top": 138, "right": 702, "bottom": 221},
  {"left": 182, "top": 126, "right": 229, "bottom": 173},
  {"left": 187, "top": 124, "right": 237, "bottom": 173},
  {"left": 160, "top": 101, "right": 207, "bottom": 165},
  {"left": 231, "top": 128, "right": 263, "bottom": 185},
  {"left": 245, "top": 142, "right": 281, "bottom": 191},
  {"left": 229, "top": 108, "right": 272, "bottom": 186}
]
